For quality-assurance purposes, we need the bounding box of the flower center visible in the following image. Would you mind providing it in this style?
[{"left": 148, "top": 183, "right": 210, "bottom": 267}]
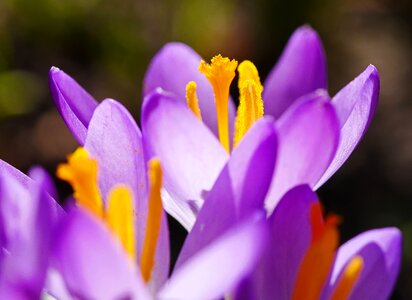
[
  {"left": 57, "top": 147, "right": 164, "bottom": 282},
  {"left": 188, "top": 55, "right": 264, "bottom": 152},
  {"left": 291, "top": 203, "right": 363, "bottom": 300}
]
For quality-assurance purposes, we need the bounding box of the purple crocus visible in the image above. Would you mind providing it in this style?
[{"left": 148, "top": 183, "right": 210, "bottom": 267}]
[
  {"left": 141, "top": 25, "right": 379, "bottom": 227},
  {"left": 49, "top": 26, "right": 379, "bottom": 231},
  {"left": 0, "top": 161, "right": 61, "bottom": 298},
  {"left": 234, "top": 185, "right": 402, "bottom": 300},
  {"left": 50, "top": 95, "right": 277, "bottom": 298},
  {"left": 52, "top": 206, "right": 267, "bottom": 300},
  {"left": 176, "top": 176, "right": 401, "bottom": 299}
]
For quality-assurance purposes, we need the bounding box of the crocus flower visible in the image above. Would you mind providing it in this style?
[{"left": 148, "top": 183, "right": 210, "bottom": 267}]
[
  {"left": 0, "top": 161, "right": 60, "bottom": 298},
  {"left": 49, "top": 26, "right": 379, "bottom": 231},
  {"left": 235, "top": 185, "right": 402, "bottom": 300},
  {"left": 54, "top": 98, "right": 170, "bottom": 294},
  {"left": 53, "top": 206, "right": 267, "bottom": 300},
  {"left": 141, "top": 25, "right": 379, "bottom": 228},
  {"left": 175, "top": 175, "right": 401, "bottom": 299},
  {"left": 52, "top": 96, "right": 277, "bottom": 298}
]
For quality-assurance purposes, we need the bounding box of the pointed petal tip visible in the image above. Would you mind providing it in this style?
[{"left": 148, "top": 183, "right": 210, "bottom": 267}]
[
  {"left": 50, "top": 66, "right": 61, "bottom": 75},
  {"left": 291, "top": 25, "right": 323, "bottom": 49}
]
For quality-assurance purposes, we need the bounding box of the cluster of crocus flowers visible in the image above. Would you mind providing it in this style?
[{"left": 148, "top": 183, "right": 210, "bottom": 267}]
[{"left": 0, "top": 25, "right": 402, "bottom": 299}]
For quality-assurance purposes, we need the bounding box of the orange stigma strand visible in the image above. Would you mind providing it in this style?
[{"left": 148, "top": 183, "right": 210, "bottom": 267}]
[
  {"left": 185, "top": 81, "right": 202, "bottom": 120},
  {"left": 56, "top": 147, "right": 103, "bottom": 218},
  {"left": 291, "top": 202, "right": 340, "bottom": 300},
  {"left": 140, "top": 158, "right": 164, "bottom": 282},
  {"left": 105, "top": 185, "right": 137, "bottom": 262},
  {"left": 199, "top": 55, "right": 237, "bottom": 153},
  {"left": 330, "top": 256, "right": 364, "bottom": 300}
]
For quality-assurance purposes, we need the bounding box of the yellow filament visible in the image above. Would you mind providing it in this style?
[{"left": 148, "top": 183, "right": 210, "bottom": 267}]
[
  {"left": 199, "top": 55, "right": 238, "bottom": 152},
  {"left": 233, "top": 79, "right": 264, "bottom": 147},
  {"left": 105, "top": 186, "right": 136, "bottom": 262},
  {"left": 330, "top": 256, "right": 363, "bottom": 300},
  {"left": 140, "top": 158, "right": 163, "bottom": 282},
  {"left": 185, "top": 81, "right": 202, "bottom": 120},
  {"left": 57, "top": 147, "right": 103, "bottom": 218},
  {"left": 237, "top": 60, "right": 263, "bottom": 92},
  {"left": 291, "top": 203, "right": 340, "bottom": 300}
]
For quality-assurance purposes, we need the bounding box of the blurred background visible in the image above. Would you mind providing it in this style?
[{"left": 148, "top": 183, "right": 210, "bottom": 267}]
[{"left": 0, "top": 0, "right": 411, "bottom": 298}]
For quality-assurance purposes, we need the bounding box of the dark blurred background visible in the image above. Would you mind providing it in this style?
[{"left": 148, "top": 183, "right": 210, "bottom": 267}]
[{"left": 0, "top": 0, "right": 411, "bottom": 298}]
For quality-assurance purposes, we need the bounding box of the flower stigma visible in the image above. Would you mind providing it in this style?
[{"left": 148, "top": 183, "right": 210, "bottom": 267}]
[
  {"left": 291, "top": 203, "right": 363, "bottom": 300},
  {"left": 193, "top": 56, "right": 264, "bottom": 151},
  {"left": 199, "top": 55, "right": 238, "bottom": 152}
]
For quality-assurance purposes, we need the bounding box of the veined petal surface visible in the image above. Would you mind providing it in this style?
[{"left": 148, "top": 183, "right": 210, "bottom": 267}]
[
  {"left": 175, "top": 118, "right": 277, "bottom": 268},
  {"left": 315, "top": 65, "right": 380, "bottom": 188},
  {"left": 84, "top": 99, "right": 169, "bottom": 290},
  {"left": 265, "top": 91, "right": 339, "bottom": 212},
  {"left": 142, "top": 90, "right": 228, "bottom": 230},
  {"left": 53, "top": 208, "right": 151, "bottom": 300}
]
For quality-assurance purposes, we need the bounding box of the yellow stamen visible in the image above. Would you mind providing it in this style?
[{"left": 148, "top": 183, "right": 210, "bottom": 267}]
[
  {"left": 105, "top": 186, "right": 136, "bottom": 262},
  {"left": 291, "top": 203, "right": 340, "bottom": 300},
  {"left": 140, "top": 158, "right": 163, "bottom": 282},
  {"left": 237, "top": 60, "right": 263, "bottom": 92},
  {"left": 330, "top": 256, "right": 363, "bottom": 300},
  {"left": 57, "top": 147, "right": 103, "bottom": 218},
  {"left": 233, "top": 79, "right": 264, "bottom": 147},
  {"left": 199, "top": 55, "right": 238, "bottom": 152},
  {"left": 185, "top": 81, "right": 202, "bottom": 120}
]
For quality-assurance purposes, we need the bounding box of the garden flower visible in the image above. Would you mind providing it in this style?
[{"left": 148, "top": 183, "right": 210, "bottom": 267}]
[
  {"left": 141, "top": 25, "right": 379, "bottom": 228},
  {"left": 51, "top": 96, "right": 276, "bottom": 298},
  {"left": 177, "top": 178, "right": 401, "bottom": 299},
  {"left": 49, "top": 26, "right": 379, "bottom": 231},
  {"left": 53, "top": 206, "right": 267, "bottom": 300},
  {"left": 54, "top": 98, "right": 170, "bottom": 294},
  {"left": 235, "top": 185, "right": 402, "bottom": 300},
  {"left": 0, "top": 162, "right": 59, "bottom": 298}
]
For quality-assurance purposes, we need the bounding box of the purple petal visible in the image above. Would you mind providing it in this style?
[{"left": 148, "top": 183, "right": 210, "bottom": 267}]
[
  {"left": 175, "top": 118, "right": 277, "bottom": 268},
  {"left": 263, "top": 26, "right": 327, "bottom": 119},
  {"left": 323, "top": 228, "right": 402, "bottom": 300},
  {"left": 143, "top": 42, "right": 236, "bottom": 137},
  {"left": 0, "top": 171, "right": 53, "bottom": 298},
  {"left": 84, "top": 99, "right": 170, "bottom": 290},
  {"left": 28, "top": 166, "right": 58, "bottom": 200},
  {"left": 0, "top": 159, "right": 63, "bottom": 219},
  {"left": 315, "top": 65, "right": 380, "bottom": 188},
  {"left": 159, "top": 214, "right": 268, "bottom": 300},
  {"left": 265, "top": 91, "right": 339, "bottom": 212},
  {"left": 53, "top": 208, "right": 151, "bottom": 300},
  {"left": 254, "top": 185, "right": 317, "bottom": 300},
  {"left": 49, "top": 67, "right": 98, "bottom": 145},
  {"left": 142, "top": 90, "right": 228, "bottom": 230},
  {"left": 44, "top": 269, "right": 72, "bottom": 300}
]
